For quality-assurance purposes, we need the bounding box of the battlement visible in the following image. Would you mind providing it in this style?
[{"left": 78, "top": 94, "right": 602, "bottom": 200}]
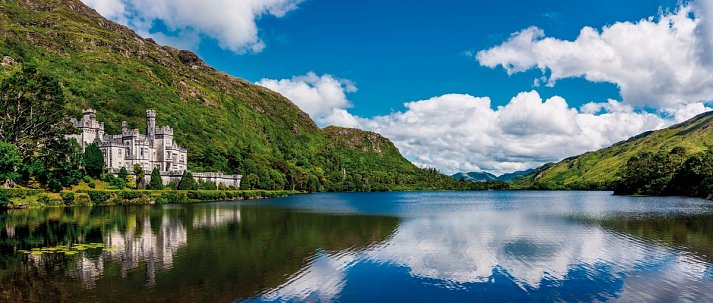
[
  {"left": 146, "top": 109, "right": 156, "bottom": 118},
  {"left": 156, "top": 125, "right": 174, "bottom": 135}
]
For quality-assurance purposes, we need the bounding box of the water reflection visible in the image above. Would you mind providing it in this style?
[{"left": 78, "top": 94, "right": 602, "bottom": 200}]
[
  {"left": 2, "top": 192, "right": 713, "bottom": 302},
  {"left": 0, "top": 203, "right": 400, "bottom": 302},
  {"left": 250, "top": 192, "right": 713, "bottom": 302}
]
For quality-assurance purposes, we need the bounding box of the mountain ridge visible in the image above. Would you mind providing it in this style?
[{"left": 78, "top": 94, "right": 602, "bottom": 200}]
[
  {"left": 514, "top": 111, "right": 713, "bottom": 189},
  {"left": 452, "top": 169, "right": 535, "bottom": 182}
]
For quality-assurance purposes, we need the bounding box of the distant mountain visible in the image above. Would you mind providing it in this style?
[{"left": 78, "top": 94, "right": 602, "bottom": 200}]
[
  {"left": 496, "top": 169, "right": 536, "bottom": 182},
  {"left": 452, "top": 172, "right": 497, "bottom": 182},
  {"left": 514, "top": 111, "right": 713, "bottom": 189},
  {"left": 452, "top": 169, "right": 535, "bottom": 182}
]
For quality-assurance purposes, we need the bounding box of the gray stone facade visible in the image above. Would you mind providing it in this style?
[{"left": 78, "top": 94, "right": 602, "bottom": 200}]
[{"left": 69, "top": 109, "right": 241, "bottom": 188}]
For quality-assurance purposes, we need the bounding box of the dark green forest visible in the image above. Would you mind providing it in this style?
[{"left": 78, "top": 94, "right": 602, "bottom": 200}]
[{"left": 613, "top": 147, "right": 713, "bottom": 198}]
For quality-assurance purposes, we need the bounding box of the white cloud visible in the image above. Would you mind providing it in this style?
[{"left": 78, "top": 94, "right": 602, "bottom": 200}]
[
  {"left": 81, "top": 0, "right": 302, "bottom": 53},
  {"left": 257, "top": 72, "right": 359, "bottom": 127},
  {"left": 352, "top": 91, "right": 672, "bottom": 174},
  {"left": 476, "top": 4, "right": 713, "bottom": 109},
  {"left": 258, "top": 71, "right": 687, "bottom": 174},
  {"left": 82, "top": 0, "right": 128, "bottom": 23}
]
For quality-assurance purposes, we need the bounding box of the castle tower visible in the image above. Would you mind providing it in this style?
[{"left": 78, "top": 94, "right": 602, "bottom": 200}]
[{"left": 146, "top": 110, "right": 156, "bottom": 146}]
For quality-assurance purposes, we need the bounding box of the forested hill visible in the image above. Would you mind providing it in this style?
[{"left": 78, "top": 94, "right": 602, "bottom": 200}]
[
  {"left": 0, "top": 0, "right": 462, "bottom": 191},
  {"left": 515, "top": 111, "right": 713, "bottom": 191}
]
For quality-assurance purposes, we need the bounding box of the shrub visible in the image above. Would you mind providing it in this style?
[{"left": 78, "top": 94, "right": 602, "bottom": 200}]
[
  {"left": 4, "top": 189, "right": 44, "bottom": 198},
  {"left": 87, "top": 190, "right": 110, "bottom": 204},
  {"left": 166, "top": 180, "right": 178, "bottom": 190},
  {"left": 75, "top": 193, "right": 91, "bottom": 205},
  {"left": 200, "top": 181, "right": 218, "bottom": 190},
  {"left": 120, "top": 191, "right": 143, "bottom": 200},
  {"left": 37, "top": 194, "right": 50, "bottom": 204},
  {"left": 83, "top": 176, "right": 92, "bottom": 183},
  {"left": 0, "top": 189, "right": 9, "bottom": 208},
  {"left": 157, "top": 191, "right": 186, "bottom": 204},
  {"left": 61, "top": 192, "right": 74, "bottom": 204},
  {"left": 88, "top": 181, "right": 96, "bottom": 188}
]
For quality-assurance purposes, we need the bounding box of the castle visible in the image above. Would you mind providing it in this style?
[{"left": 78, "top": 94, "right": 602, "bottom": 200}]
[{"left": 69, "top": 109, "right": 241, "bottom": 188}]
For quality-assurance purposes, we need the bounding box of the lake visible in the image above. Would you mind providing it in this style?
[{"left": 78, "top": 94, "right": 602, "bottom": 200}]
[{"left": 2, "top": 191, "right": 713, "bottom": 302}]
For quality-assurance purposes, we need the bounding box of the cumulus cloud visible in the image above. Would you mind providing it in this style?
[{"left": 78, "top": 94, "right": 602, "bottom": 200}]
[
  {"left": 257, "top": 72, "right": 359, "bottom": 127},
  {"left": 353, "top": 92, "right": 674, "bottom": 174},
  {"left": 258, "top": 72, "right": 687, "bottom": 174},
  {"left": 81, "top": 0, "right": 302, "bottom": 53},
  {"left": 476, "top": 4, "right": 713, "bottom": 109}
]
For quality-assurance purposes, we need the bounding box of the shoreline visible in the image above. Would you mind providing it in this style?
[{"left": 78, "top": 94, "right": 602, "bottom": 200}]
[{"left": 4, "top": 188, "right": 299, "bottom": 209}]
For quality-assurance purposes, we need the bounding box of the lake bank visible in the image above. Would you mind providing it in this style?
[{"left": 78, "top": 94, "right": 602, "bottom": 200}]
[{"left": 2, "top": 188, "right": 298, "bottom": 209}]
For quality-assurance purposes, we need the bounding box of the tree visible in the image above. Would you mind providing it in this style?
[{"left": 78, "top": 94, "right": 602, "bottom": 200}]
[
  {"left": 306, "top": 175, "right": 320, "bottom": 193},
  {"left": 147, "top": 167, "right": 164, "bottom": 190},
  {"left": 118, "top": 166, "right": 129, "bottom": 182},
  {"left": 43, "top": 139, "right": 83, "bottom": 192},
  {"left": 0, "top": 189, "right": 9, "bottom": 208},
  {"left": 177, "top": 171, "right": 197, "bottom": 190},
  {"left": 0, "top": 141, "right": 21, "bottom": 183},
  {"left": 0, "top": 65, "right": 73, "bottom": 160},
  {"left": 243, "top": 173, "right": 259, "bottom": 190},
  {"left": 133, "top": 164, "right": 145, "bottom": 189},
  {"left": 83, "top": 143, "right": 105, "bottom": 178}
]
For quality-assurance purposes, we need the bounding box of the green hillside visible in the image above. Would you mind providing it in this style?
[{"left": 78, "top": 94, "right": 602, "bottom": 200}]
[
  {"left": 0, "top": 0, "right": 460, "bottom": 192},
  {"left": 515, "top": 111, "right": 713, "bottom": 189}
]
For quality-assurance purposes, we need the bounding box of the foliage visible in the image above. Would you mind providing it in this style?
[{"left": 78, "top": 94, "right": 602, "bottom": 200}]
[
  {"left": 177, "top": 171, "right": 197, "bottom": 190},
  {"left": 61, "top": 192, "right": 74, "bottom": 204},
  {"left": 87, "top": 190, "right": 110, "bottom": 204},
  {"left": 82, "top": 143, "right": 104, "bottom": 178},
  {"left": 612, "top": 147, "right": 713, "bottom": 198},
  {"left": 118, "top": 167, "right": 128, "bottom": 182},
  {"left": 88, "top": 181, "right": 96, "bottom": 188},
  {"left": 147, "top": 167, "right": 164, "bottom": 190},
  {"left": 0, "top": 64, "right": 73, "bottom": 160},
  {"left": 133, "top": 164, "right": 144, "bottom": 189},
  {"left": 199, "top": 181, "right": 217, "bottom": 190},
  {"left": 42, "top": 139, "right": 84, "bottom": 192},
  {"left": 0, "top": 189, "right": 9, "bottom": 208},
  {"left": 0, "top": 141, "right": 21, "bottom": 182}
]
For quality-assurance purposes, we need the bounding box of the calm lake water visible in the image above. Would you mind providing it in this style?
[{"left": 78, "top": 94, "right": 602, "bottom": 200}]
[{"left": 2, "top": 191, "right": 713, "bottom": 302}]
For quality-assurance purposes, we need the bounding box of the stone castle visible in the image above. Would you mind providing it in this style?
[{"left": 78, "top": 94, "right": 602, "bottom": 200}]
[{"left": 69, "top": 109, "right": 241, "bottom": 188}]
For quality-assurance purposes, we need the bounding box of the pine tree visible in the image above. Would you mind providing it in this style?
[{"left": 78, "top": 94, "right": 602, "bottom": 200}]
[
  {"left": 147, "top": 167, "right": 164, "bottom": 190},
  {"left": 177, "top": 171, "right": 197, "bottom": 190}
]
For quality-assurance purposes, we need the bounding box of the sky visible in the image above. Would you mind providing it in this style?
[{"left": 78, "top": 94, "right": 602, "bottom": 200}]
[{"left": 81, "top": 0, "right": 713, "bottom": 174}]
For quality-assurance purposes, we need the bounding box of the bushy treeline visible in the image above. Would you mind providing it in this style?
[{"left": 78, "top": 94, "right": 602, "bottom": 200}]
[{"left": 613, "top": 146, "right": 713, "bottom": 198}]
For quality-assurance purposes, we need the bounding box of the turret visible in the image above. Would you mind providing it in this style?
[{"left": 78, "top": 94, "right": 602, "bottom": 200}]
[{"left": 146, "top": 110, "right": 156, "bottom": 146}]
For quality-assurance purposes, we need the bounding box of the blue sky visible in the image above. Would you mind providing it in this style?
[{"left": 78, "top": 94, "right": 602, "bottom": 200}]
[
  {"left": 83, "top": 0, "right": 712, "bottom": 174},
  {"left": 203, "top": 0, "right": 677, "bottom": 117}
]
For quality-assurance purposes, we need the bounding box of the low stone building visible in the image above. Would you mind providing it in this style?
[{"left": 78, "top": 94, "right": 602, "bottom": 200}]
[{"left": 69, "top": 109, "right": 241, "bottom": 188}]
